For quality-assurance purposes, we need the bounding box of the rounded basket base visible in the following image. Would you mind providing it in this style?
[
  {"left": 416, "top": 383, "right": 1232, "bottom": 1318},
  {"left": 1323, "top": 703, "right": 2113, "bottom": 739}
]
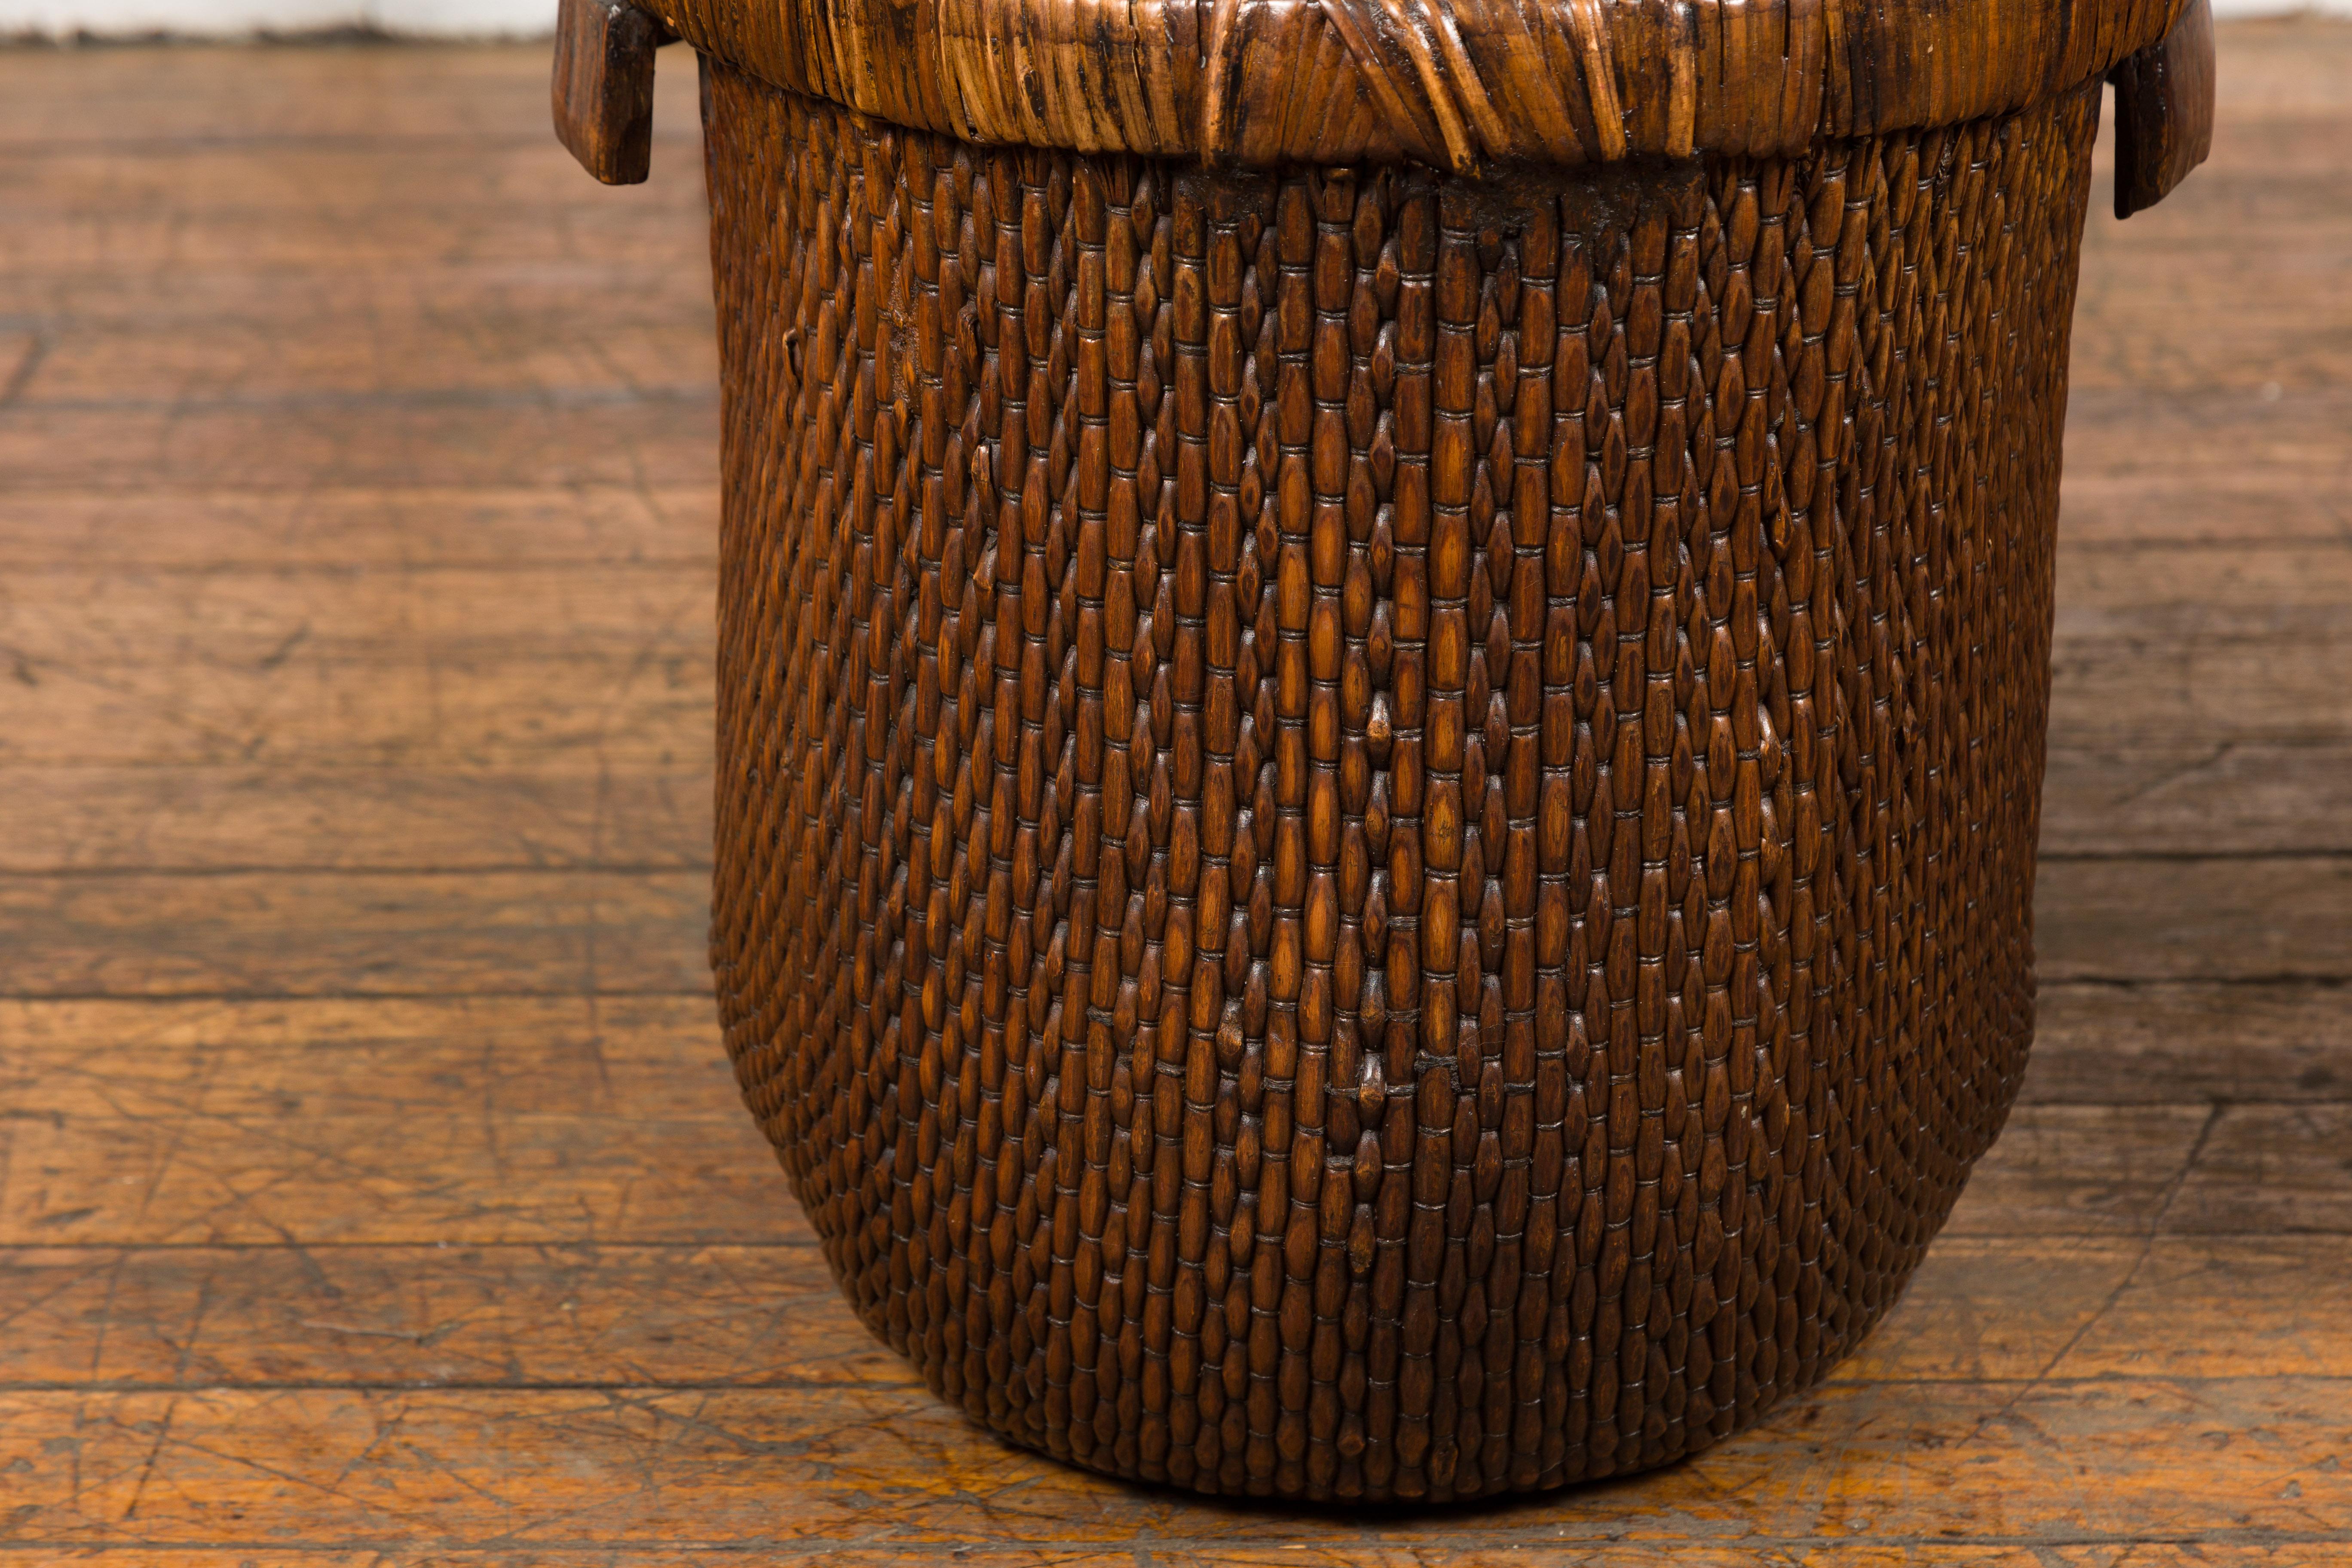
[{"left": 699, "top": 63, "right": 2098, "bottom": 1501}]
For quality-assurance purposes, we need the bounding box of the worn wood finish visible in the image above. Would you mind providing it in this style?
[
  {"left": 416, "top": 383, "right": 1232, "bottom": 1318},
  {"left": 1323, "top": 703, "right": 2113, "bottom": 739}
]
[
  {"left": 621, "top": 0, "right": 2193, "bottom": 170},
  {"left": 552, "top": 0, "right": 674, "bottom": 184},
  {"left": 2113, "top": 0, "right": 2219, "bottom": 217},
  {"left": 5, "top": 25, "right": 2351, "bottom": 1555}
]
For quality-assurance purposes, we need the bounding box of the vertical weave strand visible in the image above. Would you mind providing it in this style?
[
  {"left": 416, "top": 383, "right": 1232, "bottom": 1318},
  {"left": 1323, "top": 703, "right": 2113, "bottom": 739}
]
[{"left": 704, "top": 64, "right": 2098, "bottom": 1502}]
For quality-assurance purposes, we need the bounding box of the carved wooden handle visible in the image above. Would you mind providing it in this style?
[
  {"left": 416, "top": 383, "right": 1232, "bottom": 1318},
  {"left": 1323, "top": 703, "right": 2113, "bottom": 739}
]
[
  {"left": 2110, "top": 0, "right": 2215, "bottom": 217},
  {"left": 552, "top": 0, "right": 674, "bottom": 185}
]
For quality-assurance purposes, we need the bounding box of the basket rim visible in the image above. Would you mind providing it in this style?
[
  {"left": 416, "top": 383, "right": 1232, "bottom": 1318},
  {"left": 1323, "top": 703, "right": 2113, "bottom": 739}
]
[{"left": 647, "top": 0, "right": 2192, "bottom": 169}]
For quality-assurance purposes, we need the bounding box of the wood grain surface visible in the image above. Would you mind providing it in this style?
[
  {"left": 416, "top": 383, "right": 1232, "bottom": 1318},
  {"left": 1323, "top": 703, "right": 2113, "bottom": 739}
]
[
  {"left": 2, "top": 24, "right": 2349, "bottom": 1557},
  {"left": 552, "top": 0, "right": 673, "bottom": 185},
  {"left": 618, "top": 0, "right": 2193, "bottom": 171},
  {"left": 2113, "top": 0, "right": 2219, "bottom": 217}
]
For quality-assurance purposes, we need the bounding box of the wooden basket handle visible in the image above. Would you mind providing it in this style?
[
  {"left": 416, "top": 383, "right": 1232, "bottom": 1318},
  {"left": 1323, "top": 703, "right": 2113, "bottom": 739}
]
[
  {"left": 552, "top": 0, "right": 677, "bottom": 185},
  {"left": 2110, "top": 0, "right": 2216, "bottom": 217}
]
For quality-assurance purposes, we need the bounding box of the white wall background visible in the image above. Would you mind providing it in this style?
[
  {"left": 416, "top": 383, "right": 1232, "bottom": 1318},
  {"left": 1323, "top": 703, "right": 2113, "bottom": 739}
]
[
  {"left": 2, "top": 0, "right": 554, "bottom": 35},
  {"left": 0, "top": 0, "right": 2342, "bottom": 43}
]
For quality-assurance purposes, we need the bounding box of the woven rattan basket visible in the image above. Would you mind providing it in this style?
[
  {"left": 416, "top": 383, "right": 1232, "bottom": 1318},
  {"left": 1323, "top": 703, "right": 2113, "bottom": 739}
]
[{"left": 556, "top": 0, "right": 2213, "bottom": 1502}]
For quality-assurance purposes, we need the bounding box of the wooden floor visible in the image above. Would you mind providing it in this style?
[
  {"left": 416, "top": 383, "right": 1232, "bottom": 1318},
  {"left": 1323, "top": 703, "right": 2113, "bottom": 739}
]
[{"left": 2, "top": 27, "right": 2348, "bottom": 1564}]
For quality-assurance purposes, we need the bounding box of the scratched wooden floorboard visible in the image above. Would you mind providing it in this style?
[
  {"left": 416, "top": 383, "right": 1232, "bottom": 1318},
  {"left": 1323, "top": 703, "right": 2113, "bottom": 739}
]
[
  {"left": 0, "top": 487, "right": 723, "bottom": 569},
  {"left": 9, "top": 747, "right": 2352, "bottom": 868},
  {"left": 7, "top": 631, "right": 2336, "bottom": 762},
  {"left": 9, "top": 1553, "right": 2344, "bottom": 1568},
  {"left": 2, "top": 1234, "right": 2346, "bottom": 1392},
  {"left": 0, "top": 766, "right": 711, "bottom": 872},
  {"left": 10, "top": 743, "right": 2352, "bottom": 867},
  {"left": 14, "top": 1556, "right": 2331, "bottom": 1568},
  {"left": 0, "top": 854, "right": 2340, "bottom": 999},
  {"left": 1, "top": 25, "right": 2349, "bottom": 1565},
  {"left": 2, "top": 1376, "right": 2348, "bottom": 1546}
]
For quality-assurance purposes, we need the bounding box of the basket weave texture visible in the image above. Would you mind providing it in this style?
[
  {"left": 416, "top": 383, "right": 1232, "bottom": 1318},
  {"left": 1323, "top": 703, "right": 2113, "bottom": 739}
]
[{"left": 704, "top": 61, "right": 2099, "bottom": 1501}]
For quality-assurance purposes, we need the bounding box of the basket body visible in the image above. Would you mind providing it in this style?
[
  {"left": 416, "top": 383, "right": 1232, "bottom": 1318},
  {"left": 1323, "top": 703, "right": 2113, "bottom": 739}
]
[{"left": 703, "top": 61, "right": 2098, "bottom": 1501}]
